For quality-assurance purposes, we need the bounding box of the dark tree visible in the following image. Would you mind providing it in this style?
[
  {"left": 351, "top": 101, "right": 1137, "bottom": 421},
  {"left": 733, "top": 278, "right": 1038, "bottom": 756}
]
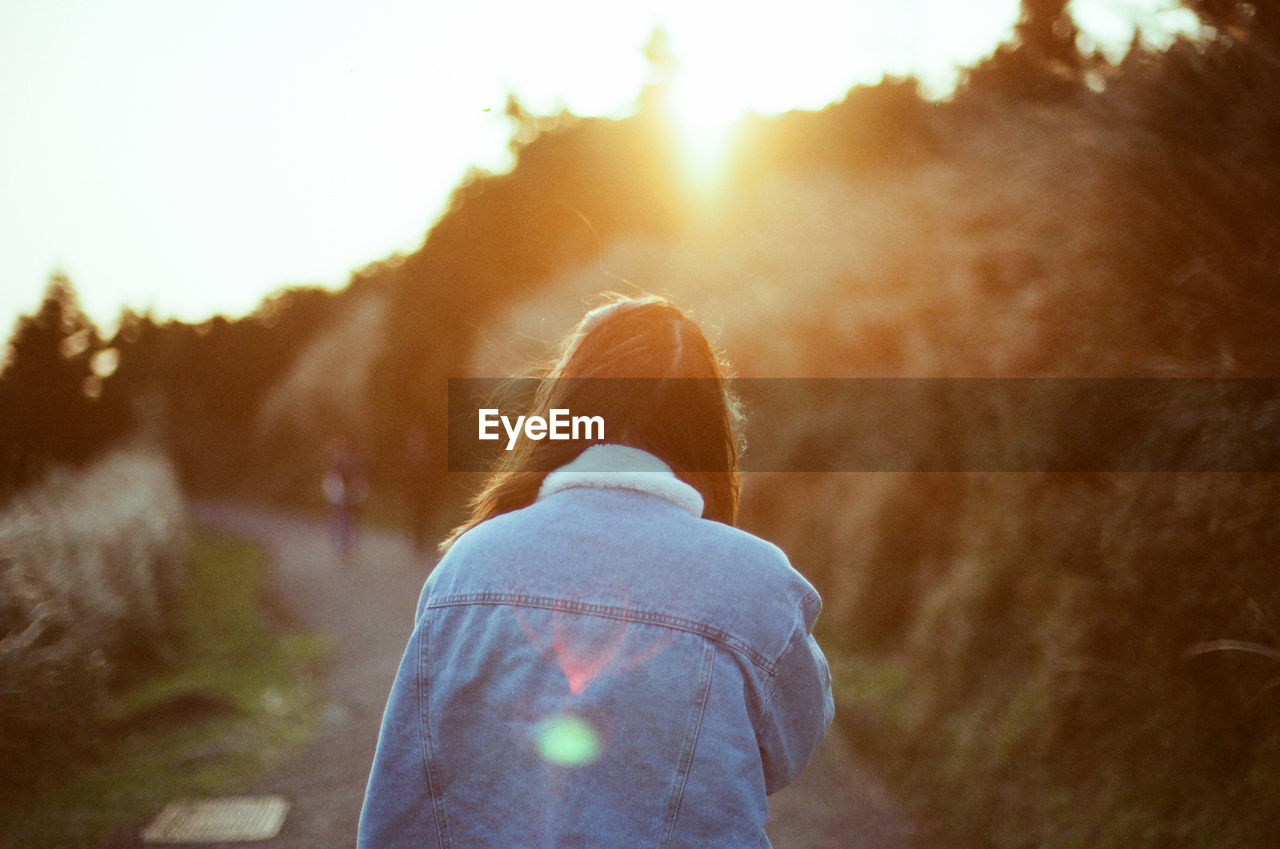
[
  {"left": 1182, "top": 0, "right": 1280, "bottom": 41},
  {"left": 0, "top": 274, "right": 128, "bottom": 493},
  {"left": 1017, "top": 0, "right": 1082, "bottom": 71},
  {"left": 959, "top": 0, "right": 1086, "bottom": 100}
]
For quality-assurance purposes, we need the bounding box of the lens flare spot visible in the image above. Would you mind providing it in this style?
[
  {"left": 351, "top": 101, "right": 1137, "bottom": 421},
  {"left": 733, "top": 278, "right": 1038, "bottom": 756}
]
[{"left": 536, "top": 714, "right": 600, "bottom": 767}]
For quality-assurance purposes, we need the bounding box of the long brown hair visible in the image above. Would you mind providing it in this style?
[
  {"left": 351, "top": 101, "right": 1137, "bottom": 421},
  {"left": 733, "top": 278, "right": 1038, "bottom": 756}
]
[{"left": 441, "top": 294, "right": 744, "bottom": 551}]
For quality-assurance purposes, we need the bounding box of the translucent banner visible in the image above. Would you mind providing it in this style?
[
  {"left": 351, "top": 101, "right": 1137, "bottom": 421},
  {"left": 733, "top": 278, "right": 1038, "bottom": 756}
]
[{"left": 447, "top": 378, "right": 1280, "bottom": 473}]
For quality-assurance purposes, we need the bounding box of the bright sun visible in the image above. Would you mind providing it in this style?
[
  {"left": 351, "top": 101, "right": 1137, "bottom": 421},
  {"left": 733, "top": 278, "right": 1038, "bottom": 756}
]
[
  {"left": 649, "top": 2, "right": 867, "bottom": 193},
  {"left": 654, "top": 27, "right": 768, "bottom": 194},
  {"left": 666, "top": 72, "right": 745, "bottom": 190}
]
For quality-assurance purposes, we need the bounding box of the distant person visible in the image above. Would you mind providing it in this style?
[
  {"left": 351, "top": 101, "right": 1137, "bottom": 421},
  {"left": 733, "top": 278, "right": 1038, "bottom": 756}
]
[
  {"left": 323, "top": 431, "right": 367, "bottom": 564},
  {"left": 359, "top": 295, "right": 833, "bottom": 848}
]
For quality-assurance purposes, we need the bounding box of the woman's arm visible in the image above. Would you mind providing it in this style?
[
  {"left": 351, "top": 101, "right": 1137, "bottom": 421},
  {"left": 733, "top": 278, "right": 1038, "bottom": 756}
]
[{"left": 757, "top": 619, "right": 835, "bottom": 795}]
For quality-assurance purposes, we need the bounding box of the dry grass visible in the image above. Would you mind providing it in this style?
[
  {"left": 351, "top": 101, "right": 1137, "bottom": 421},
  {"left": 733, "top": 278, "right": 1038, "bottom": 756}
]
[{"left": 0, "top": 445, "right": 187, "bottom": 790}]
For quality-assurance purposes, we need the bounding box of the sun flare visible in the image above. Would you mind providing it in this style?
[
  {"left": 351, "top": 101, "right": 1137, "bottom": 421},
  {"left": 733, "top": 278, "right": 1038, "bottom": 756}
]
[{"left": 666, "top": 74, "right": 746, "bottom": 190}]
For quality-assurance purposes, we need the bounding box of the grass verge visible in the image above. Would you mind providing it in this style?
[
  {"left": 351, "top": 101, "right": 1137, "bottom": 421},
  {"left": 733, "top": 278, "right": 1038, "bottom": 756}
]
[
  {"left": 0, "top": 524, "right": 326, "bottom": 849},
  {"left": 830, "top": 648, "right": 1280, "bottom": 849}
]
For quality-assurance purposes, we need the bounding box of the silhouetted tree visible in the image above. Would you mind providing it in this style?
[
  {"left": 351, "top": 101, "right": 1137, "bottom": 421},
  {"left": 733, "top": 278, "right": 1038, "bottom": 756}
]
[
  {"left": 0, "top": 274, "right": 128, "bottom": 493},
  {"left": 1182, "top": 0, "right": 1280, "bottom": 41},
  {"left": 959, "top": 0, "right": 1086, "bottom": 100},
  {"left": 102, "top": 284, "right": 348, "bottom": 496},
  {"left": 1018, "top": 0, "right": 1082, "bottom": 71},
  {"left": 731, "top": 76, "right": 939, "bottom": 180}
]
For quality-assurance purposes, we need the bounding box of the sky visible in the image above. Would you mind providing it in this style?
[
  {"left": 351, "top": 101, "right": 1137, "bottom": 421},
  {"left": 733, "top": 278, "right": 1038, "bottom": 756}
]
[{"left": 0, "top": 0, "right": 1200, "bottom": 335}]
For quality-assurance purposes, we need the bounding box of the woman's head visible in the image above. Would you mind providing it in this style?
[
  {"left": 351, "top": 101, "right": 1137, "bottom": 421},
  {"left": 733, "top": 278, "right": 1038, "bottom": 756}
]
[
  {"left": 548, "top": 295, "right": 742, "bottom": 478},
  {"left": 443, "top": 294, "right": 743, "bottom": 548}
]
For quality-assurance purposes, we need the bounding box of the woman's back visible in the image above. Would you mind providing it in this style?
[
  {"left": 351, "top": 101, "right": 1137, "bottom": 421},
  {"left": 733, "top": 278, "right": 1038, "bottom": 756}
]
[
  {"left": 359, "top": 296, "right": 832, "bottom": 848},
  {"left": 358, "top": 446, "right": 832, "bottom": 849}
]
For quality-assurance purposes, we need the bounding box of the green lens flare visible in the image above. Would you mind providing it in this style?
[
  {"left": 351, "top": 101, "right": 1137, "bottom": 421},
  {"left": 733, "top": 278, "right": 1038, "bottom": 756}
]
[{"left": 536, "top": 714, "right": 600, "bottom": 766}]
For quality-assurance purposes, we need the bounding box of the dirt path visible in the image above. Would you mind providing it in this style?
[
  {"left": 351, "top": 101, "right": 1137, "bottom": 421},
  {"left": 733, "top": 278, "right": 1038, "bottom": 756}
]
[{"left": 163, "top": 504, "right": 914, "bottom": 849}]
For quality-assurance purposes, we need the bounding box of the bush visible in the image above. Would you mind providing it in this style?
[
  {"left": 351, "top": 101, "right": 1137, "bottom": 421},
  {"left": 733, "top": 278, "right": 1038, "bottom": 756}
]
[{"left": 0, "top": 445, "right": 186, "bottom": 791}]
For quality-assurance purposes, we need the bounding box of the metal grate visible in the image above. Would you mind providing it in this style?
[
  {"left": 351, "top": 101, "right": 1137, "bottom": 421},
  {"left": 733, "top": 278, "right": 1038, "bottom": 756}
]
[{"left": 141, "top": 796, "right": 290, "bottom": 843}]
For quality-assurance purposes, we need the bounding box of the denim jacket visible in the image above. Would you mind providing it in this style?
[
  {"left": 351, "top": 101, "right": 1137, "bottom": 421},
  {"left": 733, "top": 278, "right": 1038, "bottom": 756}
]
[{"left": 359, "top": 445, "right": 834, "bottom": 849}]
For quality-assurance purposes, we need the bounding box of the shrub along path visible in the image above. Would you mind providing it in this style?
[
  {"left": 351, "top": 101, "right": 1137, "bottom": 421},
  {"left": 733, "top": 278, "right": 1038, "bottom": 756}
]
[{"left": 138, "top": 503, "right": 914, "bottom": 849}]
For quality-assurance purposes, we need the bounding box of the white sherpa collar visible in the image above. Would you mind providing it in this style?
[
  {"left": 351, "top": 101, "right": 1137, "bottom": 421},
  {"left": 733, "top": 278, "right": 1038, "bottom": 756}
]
[{"left": 536, "top": 444, "right": 704, "bottom": 518}]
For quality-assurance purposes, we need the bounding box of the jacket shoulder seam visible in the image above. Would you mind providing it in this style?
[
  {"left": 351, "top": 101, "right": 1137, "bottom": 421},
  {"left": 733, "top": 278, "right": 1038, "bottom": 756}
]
[{"left": 426, "top": 593, "right": 779, "bottom": 674}]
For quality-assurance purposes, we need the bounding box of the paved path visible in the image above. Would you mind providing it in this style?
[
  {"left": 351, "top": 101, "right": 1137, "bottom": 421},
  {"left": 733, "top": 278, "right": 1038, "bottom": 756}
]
[{"left": 146, "top": 504, "right": 914, "bottom": 849}]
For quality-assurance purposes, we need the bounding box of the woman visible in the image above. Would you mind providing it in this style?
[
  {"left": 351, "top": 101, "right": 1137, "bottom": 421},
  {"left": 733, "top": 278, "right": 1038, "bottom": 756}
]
[{"left": 359, "top": 295, "right": 833, "bottom": 849}]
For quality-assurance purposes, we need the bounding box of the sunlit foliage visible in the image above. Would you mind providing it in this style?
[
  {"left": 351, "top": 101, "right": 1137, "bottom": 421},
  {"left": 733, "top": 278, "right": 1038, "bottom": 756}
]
[{"left": 462, "top": 12, "right": 1280, "bottom": 844}]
